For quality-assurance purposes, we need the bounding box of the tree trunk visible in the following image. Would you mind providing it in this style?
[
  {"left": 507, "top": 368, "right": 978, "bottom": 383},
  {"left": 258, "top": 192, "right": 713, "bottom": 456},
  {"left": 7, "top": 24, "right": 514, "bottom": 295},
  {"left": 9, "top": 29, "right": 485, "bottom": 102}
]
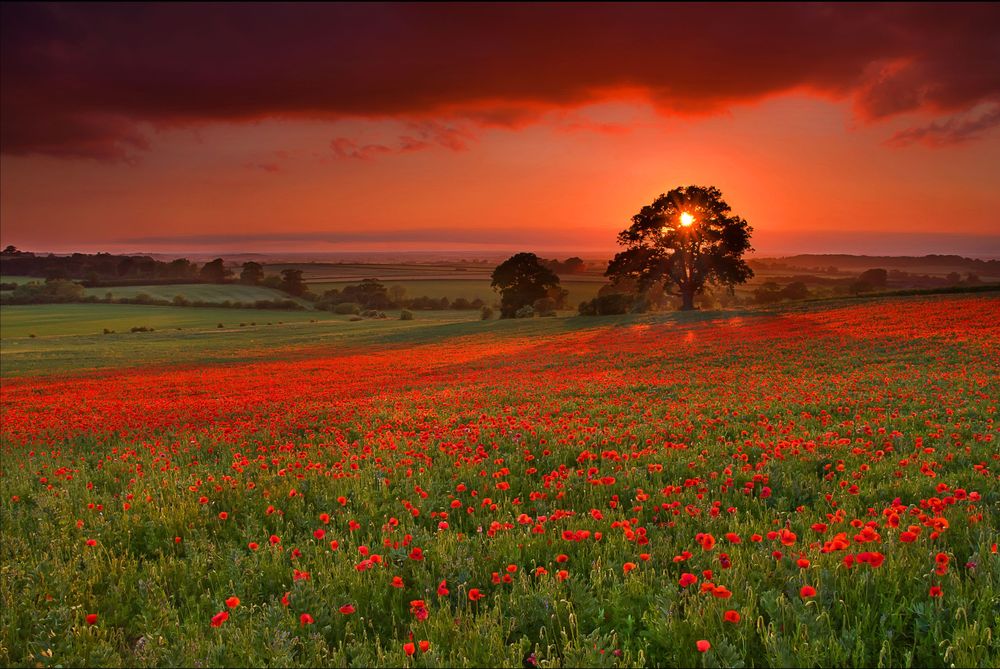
[{"left": 680, "top": 288, "right": 696, "bottom": 311}]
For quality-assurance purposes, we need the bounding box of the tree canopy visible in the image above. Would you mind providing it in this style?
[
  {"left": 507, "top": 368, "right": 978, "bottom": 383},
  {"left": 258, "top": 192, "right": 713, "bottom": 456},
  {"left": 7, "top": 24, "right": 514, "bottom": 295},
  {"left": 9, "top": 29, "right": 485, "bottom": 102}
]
[
  {"left": 606, "top": 185, "right": 754, "bottom": 310},
  {"left": 491, "top": 252, "right": 561, "bottom": 318}
]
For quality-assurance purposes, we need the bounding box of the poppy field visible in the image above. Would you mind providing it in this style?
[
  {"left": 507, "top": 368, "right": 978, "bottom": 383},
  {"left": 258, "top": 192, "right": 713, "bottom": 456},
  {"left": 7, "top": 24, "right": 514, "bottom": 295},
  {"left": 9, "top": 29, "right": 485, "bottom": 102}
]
[{"left": 1, "top": 294, "right": 998, "bottom": 668}]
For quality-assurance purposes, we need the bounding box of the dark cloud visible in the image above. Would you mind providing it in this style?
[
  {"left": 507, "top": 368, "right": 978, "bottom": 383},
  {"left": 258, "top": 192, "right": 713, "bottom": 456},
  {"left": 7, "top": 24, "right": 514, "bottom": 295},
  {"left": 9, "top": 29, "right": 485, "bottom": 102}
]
[
  {"left": 330, "top": 120, "right": 474, "bottom": 160},
  {"left": 884, "top": 105, "right": 1000, "bottom": 147},
  {"left": 3, "top": 3, "right": 999, "bottom": 160}
]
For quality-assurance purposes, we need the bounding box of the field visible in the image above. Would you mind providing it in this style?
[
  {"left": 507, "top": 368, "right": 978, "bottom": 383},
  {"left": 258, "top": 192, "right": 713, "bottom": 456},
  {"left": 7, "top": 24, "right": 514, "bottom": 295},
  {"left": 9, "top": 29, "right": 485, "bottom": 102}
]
[{"left": 1, "top": 294, "right": 998, "bottom": 667}]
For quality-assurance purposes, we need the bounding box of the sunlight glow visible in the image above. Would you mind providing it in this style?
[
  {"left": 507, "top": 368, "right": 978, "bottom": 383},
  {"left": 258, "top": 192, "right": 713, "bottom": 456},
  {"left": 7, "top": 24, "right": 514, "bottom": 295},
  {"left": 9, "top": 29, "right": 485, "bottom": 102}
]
[{"left": 680, "top": 212, "right": 695, "bottom": 227}]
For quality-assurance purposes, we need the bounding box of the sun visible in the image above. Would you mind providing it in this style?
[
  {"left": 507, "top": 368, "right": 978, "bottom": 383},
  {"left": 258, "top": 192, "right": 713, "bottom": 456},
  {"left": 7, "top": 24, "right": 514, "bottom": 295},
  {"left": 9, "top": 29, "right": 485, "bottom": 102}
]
[{"left": 679, "top": 212, "right": 695, "bottom": 227}]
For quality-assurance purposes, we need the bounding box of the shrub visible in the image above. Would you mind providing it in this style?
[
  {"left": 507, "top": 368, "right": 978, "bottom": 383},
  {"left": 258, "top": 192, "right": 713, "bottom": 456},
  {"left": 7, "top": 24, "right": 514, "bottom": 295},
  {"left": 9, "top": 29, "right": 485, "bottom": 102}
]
[
  {"left": 515, "top": 305, "right": 535, "bottom": 318},
  {"left": 334, "top": 302, "right": 361, "bottom": 315},
  {"left": 400, "top": 310, "right": 414, "bottom": 320}
]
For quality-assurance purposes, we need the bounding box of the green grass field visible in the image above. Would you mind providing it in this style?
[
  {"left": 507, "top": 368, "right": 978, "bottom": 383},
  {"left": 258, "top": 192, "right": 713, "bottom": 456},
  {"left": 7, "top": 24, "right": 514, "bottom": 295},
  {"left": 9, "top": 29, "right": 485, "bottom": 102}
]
[
  {"left": 80, "top": 283, "right": 308, "bottom": 305},
  {"left": 1, "top": 293, "right": 997, "bottom": 667}
]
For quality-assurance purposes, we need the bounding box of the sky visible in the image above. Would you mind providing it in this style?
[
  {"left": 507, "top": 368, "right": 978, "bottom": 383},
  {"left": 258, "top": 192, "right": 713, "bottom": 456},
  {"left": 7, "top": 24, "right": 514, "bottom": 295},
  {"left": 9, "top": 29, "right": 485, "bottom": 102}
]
[{"left": 2, "top": 3, "right": 999, "bottom": 258}]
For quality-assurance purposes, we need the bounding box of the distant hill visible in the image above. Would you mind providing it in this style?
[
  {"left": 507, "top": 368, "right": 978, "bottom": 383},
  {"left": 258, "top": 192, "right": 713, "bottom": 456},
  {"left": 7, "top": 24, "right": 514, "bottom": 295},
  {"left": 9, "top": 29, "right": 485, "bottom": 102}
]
[{"left": 751, "top": 254, "right": 1000, "bottom": 276}]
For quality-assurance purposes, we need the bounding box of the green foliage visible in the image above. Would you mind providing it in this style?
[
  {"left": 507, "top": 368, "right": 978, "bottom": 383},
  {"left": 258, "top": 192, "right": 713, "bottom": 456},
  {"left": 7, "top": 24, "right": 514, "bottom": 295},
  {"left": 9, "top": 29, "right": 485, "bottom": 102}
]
[{"left": 491, "top": 253, "right": 562, "bottom": 318}]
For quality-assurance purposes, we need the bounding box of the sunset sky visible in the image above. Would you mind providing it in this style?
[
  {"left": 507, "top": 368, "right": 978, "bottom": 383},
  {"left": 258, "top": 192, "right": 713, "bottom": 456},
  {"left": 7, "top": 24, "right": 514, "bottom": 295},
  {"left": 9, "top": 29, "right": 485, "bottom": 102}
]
[{"left": 2, "top": 3, "right": 999, "bottom": 257}]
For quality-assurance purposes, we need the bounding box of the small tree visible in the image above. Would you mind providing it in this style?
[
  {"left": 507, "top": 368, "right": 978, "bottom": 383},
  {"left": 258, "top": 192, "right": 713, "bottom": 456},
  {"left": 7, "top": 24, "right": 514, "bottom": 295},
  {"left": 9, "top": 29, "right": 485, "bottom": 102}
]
[
  {"left": 200, "top": 258, "right": 232, "bottom": 283},
  {"left": 607, "top": 185, "right": 754, "bottom": 310},
  {"left": 491, "top": 253, "right": 562, "bottom": 318},
  {"left": 240, "top": 262, "right": 264, "bottom": 285},
  {"left": 279, "top": 269, "right": 307, "bottom": 297}
]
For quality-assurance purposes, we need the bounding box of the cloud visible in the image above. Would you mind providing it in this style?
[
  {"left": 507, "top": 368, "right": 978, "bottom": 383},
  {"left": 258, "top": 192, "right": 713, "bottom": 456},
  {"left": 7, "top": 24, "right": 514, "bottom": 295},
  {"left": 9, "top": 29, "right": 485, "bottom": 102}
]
[
  {"left": 3, "top": 4, "right": 999, "bottom": 160},
  {"left": 331, "top": 120, "right": 474, "bottom": 160},
  {"left": 885, "top": 105, "right": 1000, "bottom": 148}
]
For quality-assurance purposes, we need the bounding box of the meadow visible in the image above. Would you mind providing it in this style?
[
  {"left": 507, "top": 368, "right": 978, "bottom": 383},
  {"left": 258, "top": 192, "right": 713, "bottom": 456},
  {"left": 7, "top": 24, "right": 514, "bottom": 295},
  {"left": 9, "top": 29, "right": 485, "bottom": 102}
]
[{"left": 0, "top": 293, "right": 997, "bottom": 668}]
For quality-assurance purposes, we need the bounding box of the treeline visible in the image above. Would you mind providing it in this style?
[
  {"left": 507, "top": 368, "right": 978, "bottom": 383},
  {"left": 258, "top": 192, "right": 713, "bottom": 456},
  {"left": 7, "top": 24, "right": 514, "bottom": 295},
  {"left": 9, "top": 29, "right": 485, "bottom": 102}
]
[
  {"left": 313, "top": 278, "right": 495, "bottom": 313},
  {"left": 0, "top": 279, "right": 305, "bottom": 310}
]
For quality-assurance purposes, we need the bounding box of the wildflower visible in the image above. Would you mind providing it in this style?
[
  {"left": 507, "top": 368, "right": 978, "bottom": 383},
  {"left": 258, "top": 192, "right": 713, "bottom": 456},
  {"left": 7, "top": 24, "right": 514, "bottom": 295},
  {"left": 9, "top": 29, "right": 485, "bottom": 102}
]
[
  {"left": 623, "top": 562, "right": 637, "bottom": 574},
  {"left": 929, "top": 586, "right": 943, "bottom": 597},
  {"left": 281, "top": 591, "right": 290, "bottom": 607},
  {"left": 419, "top": 640, "right": 430, "bottom": 652},
  {"left": 339, "top": 604, "right": 355, "bottom": 615},
  {"left": 211, "top": 611, "right": 229, "bottom": 627},
  {"left": 410, "top": 600, "right": 428, "bottom": 621},
  {"left": 469, "top": 588, "right": 484, "bottom": 601},
  {"left": 300, "top": 613, "right": 314, "bottom": 626},
  {"left": 437, "top": 580, "right": 449, "bottom": 596},
  {"left": 86, "top": 613, "right": 98, "bottom": 625},
  {"left": 218, "top": 511, "right": 228, "bottom": 520},
  {"left": 391, "top": 576, "right": 404, "bottom": 588},
  {"left": 313, "top": 529, "right": 325, "bottom": 540},
  {"left": 404, "top": 642, "right": 415, "bottom": 656},
  {"left": 679, "top": 573, "right": 698, "bottom": 587},
  {"left": 800, "top": 585, "right": 816, "bottom": 598},
  {"left": 696, "top": 640, "right": 711, "bottom": 652},
  {"left": 723, "top": 610, "right": 741, "bottom": 623},
  {"left": 248, "top": 542, "right": 259, "bottom": 551},
  {"left": 85, "top": 539, "right": 97, "bottom": 547},
  {"left": 269, "top": 534, "right": 280, "bottom": 545},
  {"left": 225, "top": 596, "right": 240, "bottom": 609}
]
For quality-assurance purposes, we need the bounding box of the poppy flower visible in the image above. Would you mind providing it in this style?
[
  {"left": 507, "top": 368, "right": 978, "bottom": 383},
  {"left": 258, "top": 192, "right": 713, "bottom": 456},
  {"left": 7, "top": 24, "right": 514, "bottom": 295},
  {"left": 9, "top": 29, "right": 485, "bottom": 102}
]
[
  {"left": 86, "top": 613, "right": 98, "bottom": 625},
  {"left": 339, "top": 604, "right": 355, "bottom": 615},
  {"left": 557, "top": 570, "right": 569, "bottom": 581},
  {"left": 723, "top": 610, "right": 740, "bottom": 623},
  {"left": 419, "top": 640, "right": 430, "bottom": 652},
  {"left": 319, "top": 513, "right": 330, "bottom": 524},
  {"left": 85, "top": 539, "right": 97, "bottom": 547},
  {"left": 269, "top": 535, "right": 280, "bottom": 545},
  {"left": 210, "top": 611, "right": 229, "bottom": 627},
  {"left": 300, "top": 613, "right": 314, "bottom": 626},
  {"left": 410, "top": 547, "right": 424, "bottom": 561},
  {"left": 404, "top": 642, "right": 416, "bottom": 656},
  {"left": 281, "top": 591, "right": 290, "bottom": 607},
  {"left": 437, "top": 580, "right": 450, "bottom": 596},
  {"left": 929, "top": 586, "right": 943, "bottom": 597},
  {"left": 679, "top": 573, "right": 698, "bottom": 587},
  {"left": 623, "top": 562, "right": 637, "bottom": 574},
  {"left": 248, "top": 542, "right": 259, "bottom": 551},
  {"left": 225, "top": 596, "right": 240, "bottom": 609},
  {"left": 391, "top": 576, "right": 404, "bottom": 588},
  {"left": 410, "top": 600, "right": 428, "bottom": 620},
  {"left": 556, "top": 554, "right": 569, "bottom": 563},
  {"left": 696, "top": 640, "right": 711, "bottom": 652},
  {"left": 218, "top": 511, "right": 228, "bottom": 520},
  {"left": 313, "top": 529, "right": 325, "bottom": 540},
  {"left": 800, "top": 585, "right": 817, "bottom": 598},
  {"left": 469, "top": 588, "right": 484, "bottom": 601}
]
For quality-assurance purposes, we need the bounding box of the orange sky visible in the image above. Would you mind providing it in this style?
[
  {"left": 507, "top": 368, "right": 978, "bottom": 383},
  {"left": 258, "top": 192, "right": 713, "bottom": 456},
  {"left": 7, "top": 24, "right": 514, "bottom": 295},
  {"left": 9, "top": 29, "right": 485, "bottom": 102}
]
[{"left": 2, "top": 4, "right": 999, "bottom": 257}]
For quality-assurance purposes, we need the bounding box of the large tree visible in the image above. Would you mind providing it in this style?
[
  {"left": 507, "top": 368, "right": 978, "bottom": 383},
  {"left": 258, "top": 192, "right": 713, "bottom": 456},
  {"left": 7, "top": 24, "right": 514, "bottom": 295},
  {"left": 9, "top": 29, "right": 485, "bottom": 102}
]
[
  {"left": 491, "top": 252, "right": 561, "bottom": 318},
  {"left": 607, "top": 185, "right": 753, "bottom": 310}
]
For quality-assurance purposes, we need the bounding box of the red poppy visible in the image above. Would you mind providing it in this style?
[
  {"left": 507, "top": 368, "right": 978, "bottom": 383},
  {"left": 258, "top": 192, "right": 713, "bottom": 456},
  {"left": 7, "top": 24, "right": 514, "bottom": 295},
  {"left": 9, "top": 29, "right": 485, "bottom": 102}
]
[
  {"left": 225, "top": 596, "right": 240, "bottom": 609},
  {"left": 929, "top": 586, "right": 943, "bottom": 597},
  {"left": 469, "top": 588, "right": 484, "bottom": 601},
  {"left": 437, "top": 580, "right": 449, "bottom": 596},
  {"left": 403, "top": 642, "right": 415, "bottom": 656},
  {"left": 679, "top": 573, "right": 698, "bottom": 587},
  {"left": 300, "top": 613, "right": 314, "bottom": 626},
  {"left": 85, "top": 539, "right": 97, "bottom": 547},
  {"left": 623, "top": 562, "right": 637, "bottom": 574},
  {"left": 313, "top": 529, "right": 325, "bottom": 540},
  {"left": 269, "top": 535, "right": 280, "bottom": 545},
  {"left": 86, "top": 613, "right": 98, "bottom": 625},
  {"left": 800, "top": 585, "right": 817, "bottom": 598},
  {"left": 723, "top": 610, "right": 741, "bottom": 623},
  {"left": 409, "top": 547, "right": 424, "bottom": 561},
  {"left": 281, "top": 591, "right": 290, "bottom": 607},
  {"left": 248, "top": 542, "right": 259, "bottom": 551},
  {"left": 339, "top": 604, "right": 355, "bottom": 615},
  {"left": 696, "top": 640, "right": 711, "bottom": 652},
  {"left": 419, "top": 640, "right": 430, "bottom": 653},
  {"left": 391, "top": 576, "right": 404, "bottom": 588},
  {"left": 556, "top": 554, "right": 569, "bottom": 563},
  {"left": 210, "top": 611, "right": 229, "bottom": 627},
  {"left": 218, "top": 511, "right": 228, "bottom": 520}
]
